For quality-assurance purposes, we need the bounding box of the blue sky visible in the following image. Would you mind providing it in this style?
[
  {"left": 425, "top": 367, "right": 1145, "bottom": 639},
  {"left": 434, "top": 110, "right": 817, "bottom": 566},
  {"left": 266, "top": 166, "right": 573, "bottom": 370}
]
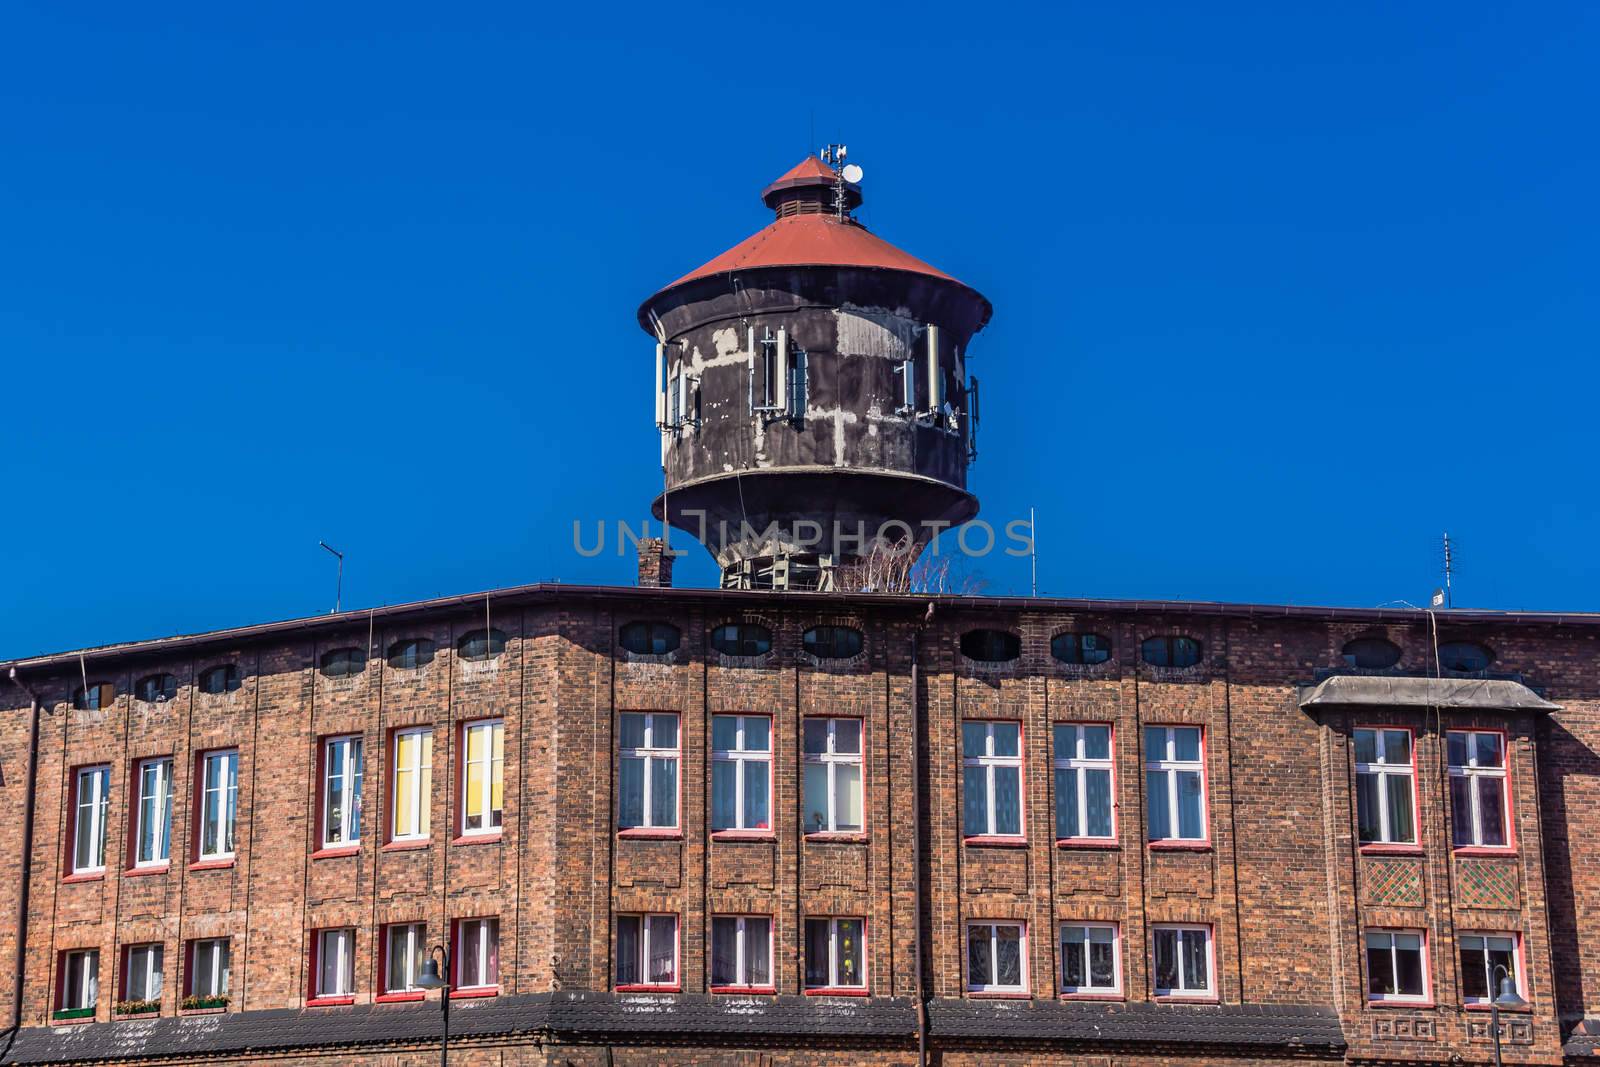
[{"left": 2, "top": 3, "right": 1596, "bottom": 658}]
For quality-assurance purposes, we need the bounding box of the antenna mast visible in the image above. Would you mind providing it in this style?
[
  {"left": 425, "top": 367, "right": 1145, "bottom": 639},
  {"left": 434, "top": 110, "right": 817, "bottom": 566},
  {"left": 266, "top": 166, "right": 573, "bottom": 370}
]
[
  {"left": 1441, "top": 532, "right": 1454, "bottom": 609},
  {"left": 319, "top": 541, "right": 345, "bottom": 614}
]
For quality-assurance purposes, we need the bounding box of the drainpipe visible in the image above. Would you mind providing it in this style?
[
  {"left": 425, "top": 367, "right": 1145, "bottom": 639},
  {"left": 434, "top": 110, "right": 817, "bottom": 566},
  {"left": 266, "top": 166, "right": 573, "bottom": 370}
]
[
  {"left": 3, "top": 668, "right": 43, "bottom": 1061},
  {"left": 911, "top": 602, "right": 934, "bottom": 1067}
]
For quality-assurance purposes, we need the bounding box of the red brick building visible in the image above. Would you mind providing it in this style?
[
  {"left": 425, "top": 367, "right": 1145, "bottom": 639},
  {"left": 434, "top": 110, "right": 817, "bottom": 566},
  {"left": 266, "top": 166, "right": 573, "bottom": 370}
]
[
  {"left": 2, "top": 156, "right": 1597, "bottom": 1065},
  {"left": 1, "top": 586, "right": 1599, "bottom": 1064}
]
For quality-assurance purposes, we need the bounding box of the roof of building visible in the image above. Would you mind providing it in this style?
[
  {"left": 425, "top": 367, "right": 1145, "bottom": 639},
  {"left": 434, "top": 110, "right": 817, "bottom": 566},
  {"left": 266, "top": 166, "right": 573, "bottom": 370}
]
[
  {"left": 3, "top": 580, "right": 1597, "bottom": 678},
  {"left": 0, "top": 994, "right": 1346, "bottom": 1063},
  {"left": 639, "top": 158, "right": 992, "bottom": 326}
]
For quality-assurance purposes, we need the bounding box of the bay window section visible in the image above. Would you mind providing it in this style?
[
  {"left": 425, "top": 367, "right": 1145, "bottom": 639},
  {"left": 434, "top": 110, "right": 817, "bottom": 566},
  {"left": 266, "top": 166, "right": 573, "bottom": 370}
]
[
  {"left": 963, "top": 721, "right": 1023, "bottom": 839},
  {"left": 1145, "top": 727, "right": 1205, "bottom": 842},
  {"left": 804, "top": 917, "right": 865, "bottom": 991},
  {"left": 1448, "top": 730, "right": 1509, "bottom": 848},
  {"left": 134, "top": 757, "right": 173, "bottom": 867},
  {"left": 615, "top": 914, "right": 678, "bottom": 989},
  {"left": 618, "top": 713, "right": 679, "bottom": 831},
  {"left": 72, "top": 766, "right": 110, "bottom": 874},
  {"left": 711, "top": 715, "right": 771, "bottom": 833},
  {"left": 710, "top": 916, "right": 772, "bottom": 990},
  {"left": 1054, "top": 724, "right": 1114, "bottom": 840},
  {"left": 1060, "top": 923, "right": 1120, "bottom": 995},
  {"left": 802, "top": 718, "right": 863, "bottom": 834},
  {"left": 1152, "top": 925, "right": 1211, "bottom": 997},
  {"left": 967, "top": 922, "right": 1027, "bottom": 994},
  {"left": 196, "top": 750, "right": 238, "bottom": 862},
  {"left": 461, "top": 719, "right": 504, "bottom": 836},
  {"left": 1355, "top": 728, "right": 1416, "bottom": 846},
  {"left": 1366, "top": 930, "right": 1427, "bottom": 1002},
  {"left": 456, "top": 917, "right": 500, "bottom": 991},
  {"left": 320, "top": 736, "right": 363, "bottom": 850},
  {"left": 1460, "top": 933, "right": 1518, "bottom": 1005},
  {"left": 391, "top": 727, "right": 433, "bottom": 841}
]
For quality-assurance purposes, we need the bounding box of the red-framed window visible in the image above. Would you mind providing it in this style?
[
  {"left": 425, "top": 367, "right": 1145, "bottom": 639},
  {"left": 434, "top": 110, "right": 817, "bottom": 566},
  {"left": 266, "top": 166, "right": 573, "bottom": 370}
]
[
  {"left": 615, "top": 913, "right": 679, "bottom": 991},
  {"left": 389, "top": 725, "right": 433, "bottom": 844},
  {"left": 962, "top": 721, "right": 1024, "bottom": 841},
  {"left": 1144, "top": 726, "right": 1208, "bottom": 844},
  {"left": 966, "top": 920, "right": 1028, "bottom": 995},
  {"left": 709, "top": 915, "right": 773, "bottom": 992},
  {"left": 458, "top": 719, "right": 504, "bottom": 838},
  {"left": 1354, "top": 727, "right": 1418, "bottom": 848},
  {"left": 803, "top": 916, "right": 866, "bottom": 993},
  {"left": 1365, "top": 928, "right": 1430, "bottom": 1004},
  {"left": 307, "top": 927, "right": 357, "bottom": 1004},
  {"left": 1054, "top": 723, "right": 1115, "bottom": 843},
  {"left": 1448, "top": 729, "right": 1512, "bottom": 849},
  {"left": 452, "top": 916, "right": 500, "bottom": 994},
  {"left": 1152, "top": 924, "right": 1213, "bottom": 999},
  {"left": 711, "top": 714, "right": 772, "bottom": 835},
  {"left": 1059, "top": 922, "right": 1121, "bottom": 997}
]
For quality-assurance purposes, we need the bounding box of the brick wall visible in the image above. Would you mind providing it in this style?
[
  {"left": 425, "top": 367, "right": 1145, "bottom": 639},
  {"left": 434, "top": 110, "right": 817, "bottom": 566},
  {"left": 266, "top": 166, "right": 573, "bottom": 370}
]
[{"left": 1, "top": 591, "right": 1596, "bottom": 1064}]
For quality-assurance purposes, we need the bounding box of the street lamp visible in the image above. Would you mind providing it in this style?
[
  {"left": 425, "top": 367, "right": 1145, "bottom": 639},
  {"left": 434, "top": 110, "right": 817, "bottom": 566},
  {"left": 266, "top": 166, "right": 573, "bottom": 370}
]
[
  {"left": 1489, "top": 965, "right": 1527, "bottom": 1067},
  {"left": 414, "top": 945, "right": 451, "bottom": 1067}
]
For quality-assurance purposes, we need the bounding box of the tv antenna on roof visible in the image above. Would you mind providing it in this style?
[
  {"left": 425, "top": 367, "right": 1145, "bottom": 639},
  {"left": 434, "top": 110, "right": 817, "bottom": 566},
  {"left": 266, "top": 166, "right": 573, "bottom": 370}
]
[
  {"left": 1440, "top": 532, "right": 1455, "bottom": 609},
  {"left": 319, "top": 541, "right": 344, "bottom": 614},
  {"left": 820, "top": 144, "right": 863, "bottom": 219}
]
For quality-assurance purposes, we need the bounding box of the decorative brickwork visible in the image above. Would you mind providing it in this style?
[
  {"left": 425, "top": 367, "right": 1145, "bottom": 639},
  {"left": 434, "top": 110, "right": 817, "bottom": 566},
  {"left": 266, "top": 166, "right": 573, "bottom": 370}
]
[
  {"left": 1456, "top": 856, "right": 1520, "bottom": 910},
  {"left": 1362, "top": 857, "right": 1425, "bottom": 906}
]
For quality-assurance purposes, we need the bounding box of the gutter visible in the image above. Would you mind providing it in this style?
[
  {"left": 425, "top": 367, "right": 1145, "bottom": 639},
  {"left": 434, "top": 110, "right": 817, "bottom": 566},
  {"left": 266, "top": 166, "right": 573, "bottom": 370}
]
[{"left": 2, "top": 668, "right": 42, "bottom": 1063}]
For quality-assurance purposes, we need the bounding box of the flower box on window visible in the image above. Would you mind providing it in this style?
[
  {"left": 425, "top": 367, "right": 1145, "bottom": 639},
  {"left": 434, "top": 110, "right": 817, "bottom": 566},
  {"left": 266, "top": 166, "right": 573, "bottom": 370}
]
[
  {"left": 114, "top": 999, "right": 160, "bottom": 1015},
  {"left": 181, "top": 994, "right": 229, "bottom": 1011}
]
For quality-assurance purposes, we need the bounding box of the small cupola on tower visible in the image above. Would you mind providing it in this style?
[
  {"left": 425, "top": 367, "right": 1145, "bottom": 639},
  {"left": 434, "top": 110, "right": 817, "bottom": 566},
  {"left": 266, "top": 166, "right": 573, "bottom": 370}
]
[{"left": 639, "top": 149, "right": 992, "bottom": 591}]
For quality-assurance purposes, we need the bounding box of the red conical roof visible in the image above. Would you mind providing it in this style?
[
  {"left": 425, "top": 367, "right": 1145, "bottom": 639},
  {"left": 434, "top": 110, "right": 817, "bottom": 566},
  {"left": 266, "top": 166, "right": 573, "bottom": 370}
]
[{"left": 770, "top": 155, "right": 838, "bottom": 183}]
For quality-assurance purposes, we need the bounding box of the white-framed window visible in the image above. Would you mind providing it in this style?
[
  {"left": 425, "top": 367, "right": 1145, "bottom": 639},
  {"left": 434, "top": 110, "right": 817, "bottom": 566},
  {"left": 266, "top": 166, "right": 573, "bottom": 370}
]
[
  {"left": 618, "top": 713, "right": 679, "bottom": 830},
  {"left": 197, "top": 750, "right": 238, "bottom": 860},
  {"left": 188, "top": 938, "right": 230, "bottom": 998},
  {"left": 966, "top": 921, "right": 1027, "bottom": 994},
  {"left": 125, "top": 943, "right": 163, "bottom": 1003},
  {"left": 385, "top": 923, "right": 427, "bottom": 994},
  {"left": 1460, "top": 931, "right": 1519, "bottom": 1005},
  {"left": 1152, "top": 925, "right": 1212, "bottom": 997},
  {"left": 460, "top": 719, "right": 504, "bottom": 836},
  {"left": 804, "top": 917, "right": 865, "bottom": 990},
  {"left": 1366, "top": 929, "right": 1428, "bottom": 1002},
  {"left": 1054, "top": 724, "right": 1114, "bottom": 840},
  {"left": 391, "top": 726, "right": 433, "bottom": 841},
  {"left": 616, "top": 914, "right": 678, "bottom": 988},
  {"left": 1355, "top": 728, "right": 1416, "bottom": 845},
  {"left": 321, "top": 736, "right": 363, "bottom": 849},
  {"left": 134, "top": 757, "right": 173, "bottom": 867},
  {"left": 1060, "top": 923, "right": 1120, "bottom": 995},
  {"left": 962, "top": 721, "right": 1023, "bottom": 838},
  {"left": 711, "top": 715, "right": 771, "bottom": 832},
  {"left": 71, "top": 766, "right": 110, "bottom": 873},
  {"left": 802, "top": 717, "right": 863, "bottom": 834},
  {"left": 1144, "top": 726, "right": 1206, "bottom": 841},
  {"left": 58, "top": 949, "right": 98, "bottom": 1014},
  {"left": 710, "top": 915, "right": 772, "bottom": 989},
  {"left": 1448, "top": 730, "right": 1509, "bottom": 848},
  {"left": 456, "top": 917, "right": 499, "bottom": 990},
  {"left": 315, "top": 928, "right": 356, "bottom": 999}
]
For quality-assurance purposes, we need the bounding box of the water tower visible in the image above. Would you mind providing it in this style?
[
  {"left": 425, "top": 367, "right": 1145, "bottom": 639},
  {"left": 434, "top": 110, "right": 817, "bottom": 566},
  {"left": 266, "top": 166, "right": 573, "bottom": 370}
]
[{"left": 638, "top": 148, "right": 992, "bottom": 590}]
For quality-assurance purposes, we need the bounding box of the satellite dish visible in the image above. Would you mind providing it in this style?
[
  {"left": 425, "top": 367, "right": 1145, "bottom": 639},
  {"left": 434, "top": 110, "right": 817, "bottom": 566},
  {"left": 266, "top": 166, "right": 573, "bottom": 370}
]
[{"left": 841, "top": 163, "right": 864, "bottom": 184}]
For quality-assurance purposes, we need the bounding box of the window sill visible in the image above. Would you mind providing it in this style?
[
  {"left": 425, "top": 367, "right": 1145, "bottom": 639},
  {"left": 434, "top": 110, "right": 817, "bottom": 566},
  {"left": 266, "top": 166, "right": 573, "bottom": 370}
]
[
  {"left": 450, "top": 987, "right": 499, "bottom": 999},
  {"left": 963, "top": 835, "right": 1028, "bottom": 848},
  {"left": 711, "top": 830, "right": 775, "bottom": 842},
  {"left": 305, "top": 996, "right": 356, "bottom": 1008},
  {"left": 50, "top": 1012, "right": 95, "bottom": 1024},
  {"left": 1148, "top": 840, "right": 1211, "bottom": 852},
  {"left": 113, "top": 1010, "right": 161, "bottom": 1021},
  {"left": 375, "top": 991, "right": 426, "bottom": 1004},
  {"left": 804, "top": 987, "right": 869, "bottom": 997},
  {"left": 1060, "top": 992, "right": 1125, "bottom": 1002},
  {"left": 969, "top": 990, "right": 1032, "bottom": 999},
  {"left": 617, "top": 828, "right": 682, "bottom": 840},
  {"left": 1464, "top": 1001, "right": 1530, "bottom": 1013},
  {"left": 1154, "top": 994, "right": 1220, "bottom": 1004},
  {"left": 804, "top": 832, "right": 868, "bottom": 844},
  {"left": 178, "top": 1006, "right": 228, "bottom": 1016},
  {"left": 382, "top": 839, "right": 431, "bottom": 852},
  {"left": 1359, "top": 844, "right": 1424, "bottom": 856},
  {"left": 710, "top": 985, "right": 776, "bottom": 995},
  {"left": 125, "top": 863, "right": 170, "bottom": 877},
  {"left": 614, "top": 984, "right": 681, "bottom": 994},
  {"left": 311, "top": 846, "right": 360, "bottom": 860},
  {"left": 188, "top": 858, "right": 235, "bottom": 871},
  {"left": 62, "top": 871, "right": 105, "bottom": 884},
  {"left": 1367, "top": 997, "right": 1434, "bottom": 1009},
  {"left": 451, "top": 832, "right": 503, "bottom": 847},
  {"left": 1453, "top": 846, "right": 1515, "bottom": 858},
  {"left": 1056, "top": 838, "right": 1119, "bottom": 850}
]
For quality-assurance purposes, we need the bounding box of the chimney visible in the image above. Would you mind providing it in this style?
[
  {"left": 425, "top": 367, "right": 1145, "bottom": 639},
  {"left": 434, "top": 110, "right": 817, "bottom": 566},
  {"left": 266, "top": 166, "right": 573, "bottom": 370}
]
[{"left": 637, "top": 537, "right": 674, "bottom": 589}]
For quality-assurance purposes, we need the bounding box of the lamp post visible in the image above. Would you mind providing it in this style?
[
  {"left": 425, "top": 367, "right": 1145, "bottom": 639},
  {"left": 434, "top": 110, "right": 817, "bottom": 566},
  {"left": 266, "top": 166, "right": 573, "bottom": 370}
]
[
  {"left": 1489, "top": 965, "right": 1527, "bottom": 1067},
  {"left": 414, "top": 945, "right": 451, "bottom": 1067}
]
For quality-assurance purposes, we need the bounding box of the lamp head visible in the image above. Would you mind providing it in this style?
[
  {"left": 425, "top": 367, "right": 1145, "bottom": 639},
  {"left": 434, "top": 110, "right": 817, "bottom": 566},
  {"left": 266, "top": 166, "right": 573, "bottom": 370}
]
[
  {"left": 414, "top": 956, "right": 449, "bottom": 991},
  {"left": 1495, "top": 973, "right": 1527, "bottom": 1009}
]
